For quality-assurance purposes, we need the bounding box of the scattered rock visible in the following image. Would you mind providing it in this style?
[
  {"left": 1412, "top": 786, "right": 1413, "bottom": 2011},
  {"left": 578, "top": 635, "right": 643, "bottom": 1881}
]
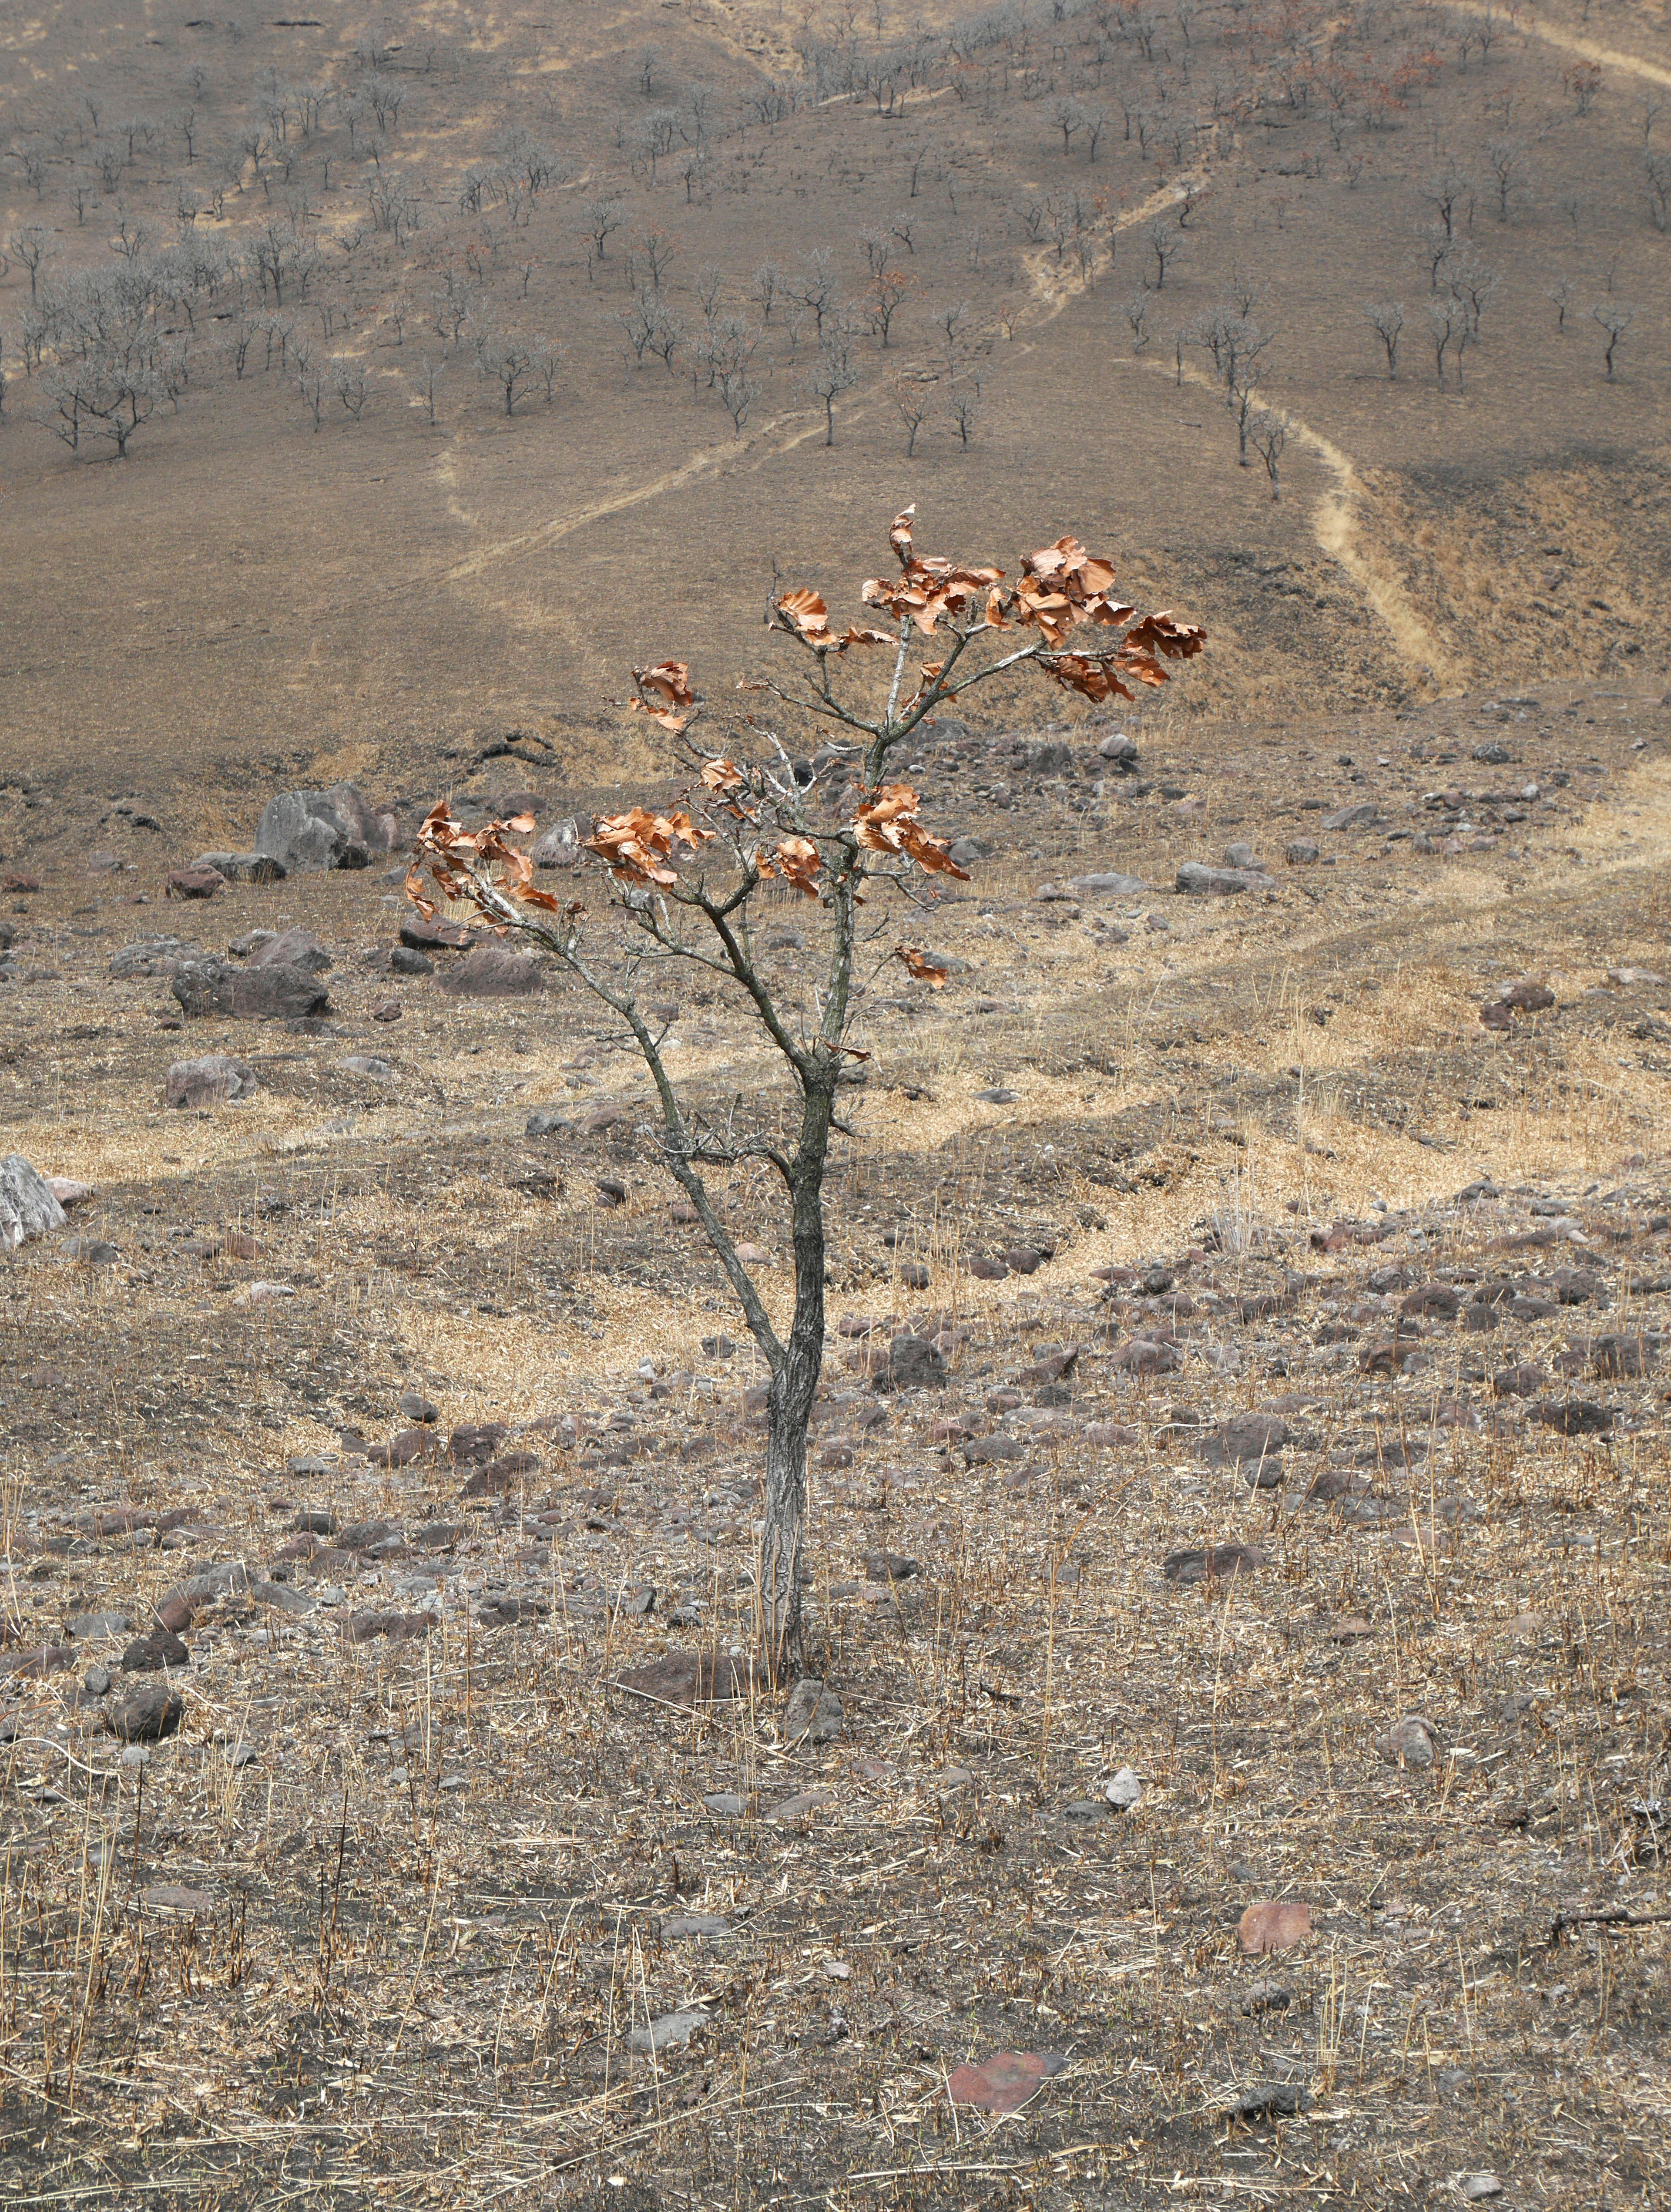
[
  {"left": 1590, "top": 1334, "right": 1652, "bottom": 1379},
  {"left": 1101, "top": 1765, "right": 1144, "bottom": 1811},
  {"left": 400, "top": 914, "right": 472, "bottom": 952},
  {"left": 105, "top": 1683, "right": 184, "bottom": 1742},
  {"left": 1237, "top": 1900, "right": 1313, "bottom": 1954},
  {"left": 1163, "top": 1543, "right": 1263, "bottom": 1586},
  {"left": 946, "top": 2051, "right": 1067, "bottom": 2114},
  {"left": 1375, "top": 1714, "right": 1438, "bottom": 1769},
  {"left": 389, "top": 946, "right": 433, "bottom": 977},
  {"left": 339, "top": 1054, "right": 396, "bottom": 1084},
  {"left": 171, "top": 959, "right": 331, "bottom": 1022},
  {"left": 783, "top": 1677, "right": 846, "bottom": 1745},
  {"left": 1461, "top": 2178, "right": 1503, "bottom": 2203},
  {"left": 437, "top": 945, "right": 544, "bottom": 997},
  {"left": 255, "top": 782, "right": 389, "bottom": 873},
  {"left": 1177, "top": 862, "right": 1275, "bottom": 896},
  {"left": 1533, "top": 1399, "right": 1613, "bottom": 1436},
  {"left": 165, "top": 1054, "right": 257, "bottom": 1109},
  {"left": 627, "top": 2008, "right": 709, "bottom": 2056},
  {"left": 1285, "top": 839, "right": 1320, "bottom": 866},
  {"left": 121, "top": 1630, "right": 190, "bottom": 1672},
  {"left": 345, "top": 1610, "right": 438, "bottom": 1643},
  {"left": 703, "top": 1792, "right": 748, "bottom": 1817},
  {"left": 0, "top": 1155, "right": 67, "bottom": 1251},
  {"left": 880, "top": 1335, "right": 947, "bottom": 1391},
  {"left": 247, "top": 924, "right": 333, "bottom": 975},
  {"left": 1322, "top": 802, "right": 1380, "bottom": 831},
  {"left": 1225, "top": 2083, "right": 1309, "bottom": 2123},
  {"left": 164, "top": 864, "right": 225, "bottom": 900},
  {"left": 617, "top": 1651, "right": 771, "bottom": 1705}
]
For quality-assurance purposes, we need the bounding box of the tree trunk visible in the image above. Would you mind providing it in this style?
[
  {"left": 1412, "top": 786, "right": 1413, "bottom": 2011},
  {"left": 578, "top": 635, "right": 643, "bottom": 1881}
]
[{"left": 758, "top": 1087, "right": 831, "bottom": 1677}]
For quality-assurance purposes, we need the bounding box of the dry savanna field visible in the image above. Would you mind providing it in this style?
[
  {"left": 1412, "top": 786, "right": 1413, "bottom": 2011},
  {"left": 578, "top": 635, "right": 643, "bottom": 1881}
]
[{"left": 0, "top": 0, "right": 1669, "bottom": 2207}]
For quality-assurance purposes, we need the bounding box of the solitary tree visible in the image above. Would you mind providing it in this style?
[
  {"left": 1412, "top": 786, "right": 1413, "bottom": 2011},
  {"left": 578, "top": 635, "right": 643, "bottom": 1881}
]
[{"left": 406, "top": 509, "right": 1206, "bottom": 1671}]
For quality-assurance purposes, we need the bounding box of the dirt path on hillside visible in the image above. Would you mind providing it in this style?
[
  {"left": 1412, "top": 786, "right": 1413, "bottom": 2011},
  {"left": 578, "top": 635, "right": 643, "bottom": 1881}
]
[{"left": 1449, "top": 0, "right": 1671, "bottom": 90}]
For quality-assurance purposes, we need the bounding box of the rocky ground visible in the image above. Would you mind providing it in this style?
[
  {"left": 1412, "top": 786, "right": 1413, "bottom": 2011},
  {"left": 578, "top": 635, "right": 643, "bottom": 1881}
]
[{"left": 0, "top": 676, "right": 1668, "bottom": 2209}]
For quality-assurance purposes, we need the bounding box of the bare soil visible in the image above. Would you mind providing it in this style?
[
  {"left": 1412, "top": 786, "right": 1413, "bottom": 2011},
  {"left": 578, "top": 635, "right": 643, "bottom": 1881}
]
[{"left": 2, "top": 1, "right": 1670, "bottom": 2205}]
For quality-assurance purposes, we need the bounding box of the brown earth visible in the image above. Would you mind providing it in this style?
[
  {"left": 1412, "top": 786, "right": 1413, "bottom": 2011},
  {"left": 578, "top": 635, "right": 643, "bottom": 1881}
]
[{"left": 1, "top": 1, "right": 1670, "bottom": 2207}]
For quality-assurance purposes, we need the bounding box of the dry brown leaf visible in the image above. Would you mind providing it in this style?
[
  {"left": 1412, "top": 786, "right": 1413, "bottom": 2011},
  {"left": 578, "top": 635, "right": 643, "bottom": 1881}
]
[{"left": 896, "top": 944, "right": 949, "bottom": 986}]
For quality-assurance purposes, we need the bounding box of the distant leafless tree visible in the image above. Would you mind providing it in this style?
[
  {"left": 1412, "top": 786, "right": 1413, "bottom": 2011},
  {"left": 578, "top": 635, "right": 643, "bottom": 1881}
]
[
  {"left": 863, "top": 269, "right": 910, "bottom": 347},
  {"left": 1248, "top": 407, "right": 1285, "bottom": 498},
  {"left": 1420, "top": 163, "right": 1474, "bottom": 242},
  {"left": 331, "top": 356, "right": 367, "bottom": 418},
  {"left": 1645, "top": 151, "right": 1670, "bottom": 232},
  {"left": 891, "top": 372, "right": 933, "bottom": 455},
  {"left": 718, "top": 365, "right": 759, "bottom": 435},
  {"left": 805, "top": 338, "right": 858, "bottom": 444},
  {"left": 946, "top": 380, "right": 979, "bottom": 449},
  {"left": 296, "top": 359, "right": 326, "bottom": 428},
  {"left": 749, "top": 260, "right": 782, "bottom": 324},
  {"left": 577, "top": 195, "right": 624, "bottom": 276},
  {"left": 788, "top": 249, "right": 839, "bottom": 343},
  {"left": 1591, "top": 299, "right": 1632, "bottom": 378},
  {"left": 1427, "top": 296, "right": 1470, "bottom": 387},
  {"left": 1547, "top": 277, "right": 1574, "bottom": 332},
  {"left": 11, "top": 225, "right": 52, "bottom": 301},
  {"left": 1363, "top": 300, "right": 1405, "bottom": 376},
  {"left": 1485, "top": 138, "right": 1526, "bottom": 222},
  {"left": 638, "top": 44, "right": 660, "bottom": 97},
  {"left": 1121, "top": 290, "right": 1151, "bottom": 351},
  {"left": 1146, "top": 217, "right": 1182, "bottom": 289},
  {"left": 413, "top": 353, "right": 445, "bottom": 425}
]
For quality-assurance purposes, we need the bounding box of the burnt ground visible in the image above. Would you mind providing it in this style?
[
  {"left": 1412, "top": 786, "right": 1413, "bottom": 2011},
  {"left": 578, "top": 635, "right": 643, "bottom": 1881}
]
[{"left": 0, "top": 677, "right": 1668, "bottom": 2208}]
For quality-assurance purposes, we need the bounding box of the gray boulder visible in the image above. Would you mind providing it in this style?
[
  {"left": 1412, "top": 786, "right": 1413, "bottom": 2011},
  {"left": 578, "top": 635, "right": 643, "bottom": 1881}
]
[
  {"left": 109, "top": 937, "right": 200, "bottom": 979},
  {"left": 193, "top": 851, "right": 286, "bottom": 884},
  {"left": 247, "top": 925, "right": 332, "bottom": 975},
  {"left": 531, "top": 817, "right": 584, "bottom": 869},
  {"left": 436, "top": 945, "right": 544, "bottom": 998},
  {"left": 1097, "top": 730, "right": 1140, "bottom": 769},
  {"left": 1177, "top": 862, "right": 1276, "bottom": 896},
  {"left": 166, "top": 1055, "right": 257, "bottom": 1108},
  {"left": 1322, "top": 802, "right": 1381, "bottom": 831},
  {"left": 0, "top": 1156, "right": 67, "bottom": 1252},
  {"left": 171, "top": 959, "right": 331, "bottom": 1022},
  {"left": 255, "top": 782, "right": 395, "bottom": 873},
  {"left": 1071, "top": 871, "right": 1148, "bottom": 897}
]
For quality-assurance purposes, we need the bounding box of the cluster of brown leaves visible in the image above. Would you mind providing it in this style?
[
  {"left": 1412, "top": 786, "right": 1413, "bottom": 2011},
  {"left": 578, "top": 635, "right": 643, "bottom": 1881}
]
[
  {"left": 853, "top": 785, "right": 971, "bottom": 880},
  {"left": 858, "top": 507, "right": 1005, "bottom": 639},
  {"left": 758, "top": 835, "right": 823, "bottom": 898},
  {"left": 773, "top": 507, "right": 1205, "bottom": 709},
  {"left": 628, "top": 662, "right": 697, "bottom": 733},
  {"left": 409, "top": 803, "right": 573, "bottom": 922},
  {"left": 895, "top": 945, "right": 950, "bottom": 987},
  {"left": 586, "top": 807, "right": 714, "bottom": 888},
  {"left": 770, "top": 588, "right": 894, "bottom": 656}
]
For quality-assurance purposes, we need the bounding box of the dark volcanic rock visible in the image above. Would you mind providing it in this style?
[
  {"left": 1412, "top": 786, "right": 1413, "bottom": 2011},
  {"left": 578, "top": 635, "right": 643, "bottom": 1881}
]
[
  {"left": 171, "top": 959, "right": 331, "bottom": 1022},
  {"left": 165, "top": 1054, "right": 257, "bottom": 1109},
  {"left": 1177, "top": 862, "right": 1275, "bottom": 896},
  {"left": 106, "top": 1683, "right": 184, "bottom": 1741},
  {"left": 436, "top": 945, "right": 544, "bottom": 998}
]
